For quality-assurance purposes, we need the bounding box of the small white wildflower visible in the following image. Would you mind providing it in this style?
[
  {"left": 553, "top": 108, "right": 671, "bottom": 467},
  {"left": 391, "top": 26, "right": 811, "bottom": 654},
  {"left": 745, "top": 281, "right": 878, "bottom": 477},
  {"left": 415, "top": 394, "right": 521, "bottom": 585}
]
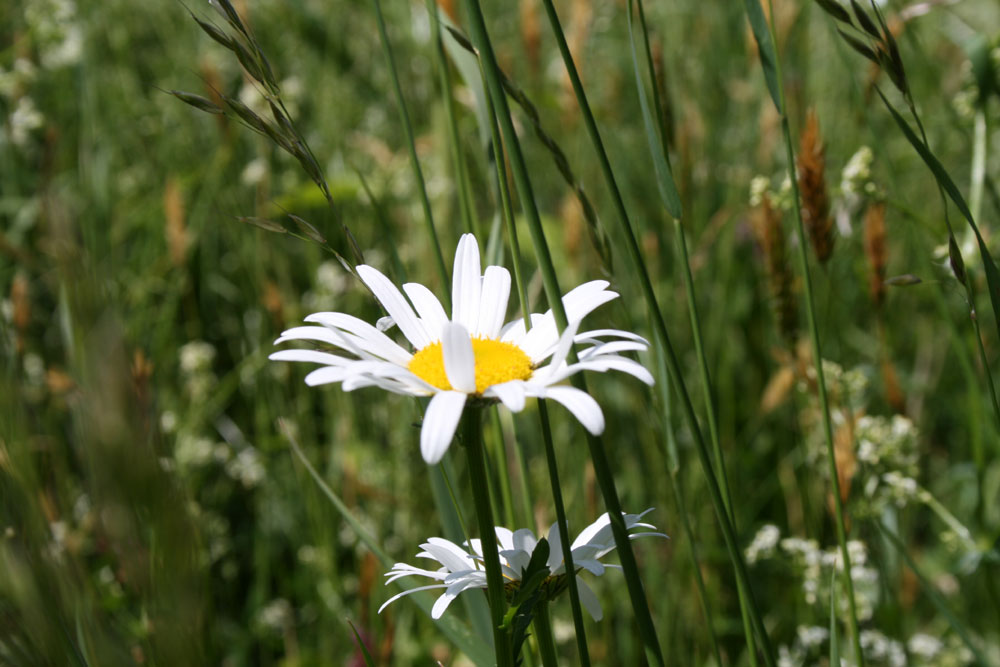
[
  {"left": 796, "top": 625, "right": 828, "bottom": 649},
  {"left": 841, "top": 146, "right": 874, "bottom": 198},
  {"left": 9, "top": 96, "right": 45, "bottom": 148},
  {"left": 240, "top": 157, "right": 269, "bottom": 187},
  {"left": 160, "top": 410, "right": 177, "bottom": 434},
  {"left": 175, "top": 435, "right": 215, "bottom": 468},
  {"left": 255, "top": 598, "right": 293, "bottom": 634},
  {"left": 746, "top": 524, "right": 781, "bottom": 564},
  {"left": 225, "top": 448, "right": 265, "bottom": 488},
  {"left": 749, "top": 175, "right": 771, "bottom": 206},
  {"left": 180, "top": 340, "right": 216, "bottom": 374},
  {"left": 908, "top": 633, "right": 942, "bottom": 659}
]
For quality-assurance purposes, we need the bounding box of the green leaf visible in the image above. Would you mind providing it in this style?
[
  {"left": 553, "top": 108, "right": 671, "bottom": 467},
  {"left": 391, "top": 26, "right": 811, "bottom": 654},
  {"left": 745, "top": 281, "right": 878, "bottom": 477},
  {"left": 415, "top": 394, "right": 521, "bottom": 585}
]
[
  {"left": 875, "top": 86, "right": 1000, "bottom": 345},
  {"left": 626, "top": 0, "right": 682, "bottom": 219},
  {"left": 347, "top": 620, "right": 376, "bottom": 667},
  {"left": 743, "top": 0, "right": 783, "bottom": 113},
  {"left": 836, "top": 28, "right": 878, "bottom": 63},
  {"left": 849, "top": 0, "right": 880, "bottom": 38}
]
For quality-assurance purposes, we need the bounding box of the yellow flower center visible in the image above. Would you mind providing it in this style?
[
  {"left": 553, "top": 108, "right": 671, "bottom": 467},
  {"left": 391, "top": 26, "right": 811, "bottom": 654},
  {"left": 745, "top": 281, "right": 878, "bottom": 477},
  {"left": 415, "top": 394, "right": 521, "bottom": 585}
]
[{"left": 408, "top": 337, "right": 533, "bottom": 394}]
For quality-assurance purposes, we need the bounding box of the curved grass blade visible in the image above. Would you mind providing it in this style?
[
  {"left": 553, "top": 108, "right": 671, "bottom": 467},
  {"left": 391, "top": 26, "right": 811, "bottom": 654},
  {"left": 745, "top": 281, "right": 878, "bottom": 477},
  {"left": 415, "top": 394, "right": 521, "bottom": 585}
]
[
  {"left": 625, "top": 0, "right": 682, "bottom": 220},
  {"left": 744, "top": 0, "right": 783, "bottom": 113},
  {"left": 875, "top": 86, "right": 1000, "bottom": 346},
  {"left": 347, "top": 620, "right": 375, "bottom": 667}
]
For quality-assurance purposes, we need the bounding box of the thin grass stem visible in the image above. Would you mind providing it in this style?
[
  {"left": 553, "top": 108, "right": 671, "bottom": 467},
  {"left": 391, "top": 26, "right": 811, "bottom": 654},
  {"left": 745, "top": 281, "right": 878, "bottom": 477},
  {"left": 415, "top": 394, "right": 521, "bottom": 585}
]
[
  {"left": 759, "top": 0, "right": 864, "bottom": 660},
  {"left": 532, "top": 601, "right": 560, "bottom": 667},
  {"left": 537, "top": 0, "right": 775, "bottom": 661},
  {"left": 370, "top": 0, "right": 450, "bottom": 299},
  {"left": 462, "top": 407, "right": 514, "bottom": 667}
]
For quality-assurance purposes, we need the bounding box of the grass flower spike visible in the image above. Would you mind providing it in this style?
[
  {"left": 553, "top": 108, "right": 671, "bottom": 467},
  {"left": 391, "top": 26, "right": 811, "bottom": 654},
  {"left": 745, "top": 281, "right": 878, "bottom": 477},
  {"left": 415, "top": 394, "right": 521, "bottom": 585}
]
[
  {"left": 379, "top": 510, "right": 666, "bottom": 620},
  {"left": 271, "top": 233, "right": 653, "bottom": 463}
]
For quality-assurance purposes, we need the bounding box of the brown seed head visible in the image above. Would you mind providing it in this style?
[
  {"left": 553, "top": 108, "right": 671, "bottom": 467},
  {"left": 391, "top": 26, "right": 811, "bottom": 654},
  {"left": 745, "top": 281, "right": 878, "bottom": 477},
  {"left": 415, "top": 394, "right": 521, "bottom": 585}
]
[
  {"left": 754, "top": 195, "right": 798, "bottom": 344},
  {"left": 863, "top": 201, "right": 887, "bottom": 305},
  {"left": 797, "top": 109, "right": 834, "bottom": 263}
]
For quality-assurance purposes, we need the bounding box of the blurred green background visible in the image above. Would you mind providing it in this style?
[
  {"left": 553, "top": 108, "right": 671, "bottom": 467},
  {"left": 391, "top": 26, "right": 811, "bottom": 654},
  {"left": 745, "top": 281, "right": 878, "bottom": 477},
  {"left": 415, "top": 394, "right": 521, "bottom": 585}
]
[{"left": 2, "top": 0, "right": 1000, "bottom": 664}]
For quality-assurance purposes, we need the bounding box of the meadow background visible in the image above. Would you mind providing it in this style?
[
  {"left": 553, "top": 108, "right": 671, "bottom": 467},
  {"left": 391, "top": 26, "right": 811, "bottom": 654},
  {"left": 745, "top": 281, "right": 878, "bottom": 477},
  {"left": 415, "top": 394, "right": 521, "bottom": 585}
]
[{"left": 2, "top": 0, "right": 1000, "bottom": 664}]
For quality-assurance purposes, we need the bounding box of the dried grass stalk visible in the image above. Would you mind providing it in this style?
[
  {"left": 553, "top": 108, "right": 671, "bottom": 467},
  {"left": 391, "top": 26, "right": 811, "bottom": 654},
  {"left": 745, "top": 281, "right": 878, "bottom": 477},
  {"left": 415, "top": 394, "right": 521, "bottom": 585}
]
[
  {"left": 863, "top": 201, "right": 887, "bottom": 305},
  {"left": 797, "top": 109, "right": 835, "bottom": 263},
  {"left": 755, "top": 195, "right": 799, "bottom": 344}
]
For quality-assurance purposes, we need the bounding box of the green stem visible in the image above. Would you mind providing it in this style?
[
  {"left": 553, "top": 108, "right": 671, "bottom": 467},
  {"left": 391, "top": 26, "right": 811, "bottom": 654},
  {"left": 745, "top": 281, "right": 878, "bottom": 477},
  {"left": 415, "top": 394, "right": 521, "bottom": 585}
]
[
  {"left": 761, "top": 0, "right": 863, "bottom": 660},
  {"left": 482, "top": 71, "right": 590, "bottom": 661},
  {"left": 371, "top": 0, "right": 450, "bottom": 301},
  {"left": 536, "top": 0, "right": 775, "bottom": 662},
  {"left": 465, "top": 1, "right": 672, "bottom": 661},
  {"left": 463, "top": 407, "right": 514, "bottom": 667},
  {"left": 538, "top": 402, "right": 592, "bottom": 666},
  {"left": 426, "top": 0, "right": 479, "bottom": 238},
  {"left": 971, "top": 108, "right": 987, "bottom": 225},
  {"left": 490, "top": 408, "right": 517, "bottom": 527},
  {"left": 532, "top": 601, "right": 560, "bottom": 667}
]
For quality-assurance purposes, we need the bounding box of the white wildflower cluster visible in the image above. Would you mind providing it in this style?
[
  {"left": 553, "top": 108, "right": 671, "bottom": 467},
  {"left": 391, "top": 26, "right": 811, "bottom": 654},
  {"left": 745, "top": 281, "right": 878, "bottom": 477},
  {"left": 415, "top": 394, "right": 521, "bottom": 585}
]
[
  {"left": 225, "top": 447, "right": 266, "bottom": 489},
  {"left": 745, "top": 523, "right": 781, "bottom": 564},
  {"left": 749, "top": 173, "right": 794, "bottom": 210},
  {"left": 840, "top": 146, "right": 875, "bottom": 200},
  {"left": 23, "top": 0, "right": 83, "bottom": 69},
  {"left": 748, "top": 527, "right": 879, "bottom": 621},
  {"left": 854, "top": 414, "right": 920, "bottom": 516},
  {"left": 254, "top": 598, "right": 293, "bottom": 636},
  {"left": 7, "top": 97, "right": 45, "bottom": 149},
  {"left": 779, "top": 627, "right": 973, "bottom": 667},
  {"left": 179, "top": 340, "right": 217, "bottom": 401}
]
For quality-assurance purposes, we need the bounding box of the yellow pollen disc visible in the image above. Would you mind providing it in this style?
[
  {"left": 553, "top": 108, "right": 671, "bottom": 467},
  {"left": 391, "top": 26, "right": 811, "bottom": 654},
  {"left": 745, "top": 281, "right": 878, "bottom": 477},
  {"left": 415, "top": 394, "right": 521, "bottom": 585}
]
[{"left": 408, "top": 337, "right": 533, "bottom": 394}]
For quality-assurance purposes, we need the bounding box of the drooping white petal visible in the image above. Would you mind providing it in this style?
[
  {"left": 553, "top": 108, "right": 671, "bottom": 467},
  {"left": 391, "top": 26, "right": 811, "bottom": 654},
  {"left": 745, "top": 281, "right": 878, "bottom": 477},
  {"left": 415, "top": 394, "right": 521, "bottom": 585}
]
[
  {"left": 269, "top": 349, "right": 354, "bottom": 365},
  {"left": 433, "top": 576, "right": 488, "bottom": 618},
  {"left": 303, "top": 313, "right": 414, "bottom": 365},
  {"left": 476, "top": 266, "right": 511, "bottom": 338},
  {"left": 520, "top": 282, "right": 620, "bottom": 362},
  {"left": 357, "top": 265, "right": 431, "bottom": 349},
  {"left": 579, "top": 340, "right": 648, "bottom": 359},
  {"left": 574, "top": 329, "right": 650, "bottom": 345},
  {"left": 403, "top": 282, "right": 449, "bottom": 342},
  {"left": 576, "top": 578, "right": 604, "bottom": 621},
  {"left": 543, "top": 357, "right": 655, "bottom": 387},
  {"left": 441, "top": 322, "right": 476, "bottom": 393},
  {"left": 304, "top": 366, "right": 351, "bottom": 386},
  {"left": 378, "top": 584, "right": 449, "bottom": 614},
  {"left": 451, "top": 234, "right": 482, "bottom": 332},
  {"left": 543, "top": 386, "right": 605, "bottom": 435},
  {"left": 494, "top": 527, "right": 515, "bottom": 552},
  {"left": 572, "top": 513, "right": 611, "bottom": 551},
  {"left": 484, "top": 380, "right": 527, "bottom": 412},
  {"left": 420, "top": 391, "right": 467, "bottom": 463}
]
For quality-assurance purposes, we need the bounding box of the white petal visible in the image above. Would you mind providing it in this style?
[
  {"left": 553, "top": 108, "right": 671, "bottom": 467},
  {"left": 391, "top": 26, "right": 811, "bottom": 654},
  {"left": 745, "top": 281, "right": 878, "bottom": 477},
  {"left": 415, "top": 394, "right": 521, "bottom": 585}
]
[
  {"left": 576, "top": 578, "right": 603, "bottom": 621},
  {"left": 544, "top": 386, "right": 605, "bottom": 435},
  {"left": 423, "top": 538, "right": 478, "bottom": 573},
  {"left": 357, "top": 265, "right": 431, "bottom": 349},
  {"left": 575, "top": 329, "right": 650, "bottom": 345},
  {"left": 536, "top": 319, "right": 581, "bottom": 383},
  {"left": 269, "top": 349, "right": 353, "bottom": 365},
  {"left": 378, "top": 583, "right": 449, "bottom": 614},
  {"left": 543, "top": 357, "right": 655, "bottom": 386},
  {"left": 302, "top": 313, "right": 413, "bottom": 365},
  {"left": 494, "top": 527, "right": 515, "bottom": 552},
  {"left": 304, "top": 366, "right": 351, "bottom": 386},
  {"left": 476, "top": 266, "right": 511, "bottom": 338},
  {"left": 441, "top": 322, "right": 475, "bottom": 393},
  {"left": 572, "top": 512, "right": 612, "bottom": 550},
  {"left": 484, "top": 380, "right": 526, "bottom": 412},
  {"left": 451, "top": 234, "right": 482, "bottom": 332},
  {"left": 420, "top": 391, "right": 467, "bottom": 463},
  {"left": 580, "top": 341, "right": 648, "bottom": 359},
  {"left": 403, "top": 282, "right": 449, "bottom": 342}
]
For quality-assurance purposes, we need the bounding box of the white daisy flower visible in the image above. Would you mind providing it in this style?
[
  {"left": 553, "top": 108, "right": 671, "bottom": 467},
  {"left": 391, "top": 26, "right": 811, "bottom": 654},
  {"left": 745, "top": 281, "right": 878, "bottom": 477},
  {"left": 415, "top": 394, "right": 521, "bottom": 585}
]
[
  {"left": 270, "top": 233, "right": 653, "bottom": 464},
  {"left": 378, "top": 509, "right": 666, "bottom": 621}
]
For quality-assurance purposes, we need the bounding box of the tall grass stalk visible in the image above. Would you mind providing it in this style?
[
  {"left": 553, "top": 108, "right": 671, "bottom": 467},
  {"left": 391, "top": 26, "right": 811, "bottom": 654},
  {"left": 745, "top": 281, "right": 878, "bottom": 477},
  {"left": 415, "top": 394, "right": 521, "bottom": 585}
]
[
  {"left": 754, "top": 0, "right": 865, "bottom": 661},
  {"left": 461, "top": 2, "right": 668, "bottom": 663},
  {"left": 536, "top": 0, "right": 776, "bottom": 661},
  {"left": 426, "top": 0, "right": 478, "bottom": 238},
  {"left": 370, "top": 0, "right": 449, "bottom": 296},
  {"left": 628, "top": 2, "right": 760, "bottom": 660},
  {"left": 482, "top": 73, "right": 593, "bottom": 662},
  {"left": 462, "top": 407, "right": 514, "bottom": 666}
]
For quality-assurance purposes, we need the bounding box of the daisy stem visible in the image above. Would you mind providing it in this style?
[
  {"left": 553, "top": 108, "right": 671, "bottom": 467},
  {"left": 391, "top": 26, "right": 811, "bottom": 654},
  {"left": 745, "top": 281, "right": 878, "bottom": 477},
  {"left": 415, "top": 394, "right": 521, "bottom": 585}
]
[
  {"left": 757, "top": 0, "right": 863, "bottom": 661},
  {"left": 489, "top": 408, "right": 517, "bottom": 528},
  {"left": 482, "top": 58, "right": 591, "bottom": 660},
  {"left": 465, "top": 2, "right": 667, "bottom": 662},
  {"left": 462, "top": 406, "right": 514, "bottom": 666},
  {"left": 370, "top": 0, "right": 450, "bottom": 301},
  {"left": 538, "top": 401, "right": 592, "bottom": 666},
  {"left": 532, "top": 600, "right": 559, "bottom": 667},
  {"left": 425, "top": 0, "right": 479, "bottom": 239}
]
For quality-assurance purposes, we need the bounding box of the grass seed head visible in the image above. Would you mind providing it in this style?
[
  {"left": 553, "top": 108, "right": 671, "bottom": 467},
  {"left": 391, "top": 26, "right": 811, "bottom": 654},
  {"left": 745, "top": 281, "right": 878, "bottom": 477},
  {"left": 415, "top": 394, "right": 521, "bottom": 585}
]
[
  {"left": 797, "top": 110, "right": 834, "bottom": 263},
  {"left": 863, "top": 201, "right": 887, "bottom": 305}
]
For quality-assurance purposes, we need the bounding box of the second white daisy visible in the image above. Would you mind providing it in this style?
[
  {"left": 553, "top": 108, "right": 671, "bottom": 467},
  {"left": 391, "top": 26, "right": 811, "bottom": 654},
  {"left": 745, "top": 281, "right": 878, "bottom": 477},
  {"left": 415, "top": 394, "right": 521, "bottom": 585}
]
[{"left": 271, "top": 233, "right": 653, "bottom": 463}]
